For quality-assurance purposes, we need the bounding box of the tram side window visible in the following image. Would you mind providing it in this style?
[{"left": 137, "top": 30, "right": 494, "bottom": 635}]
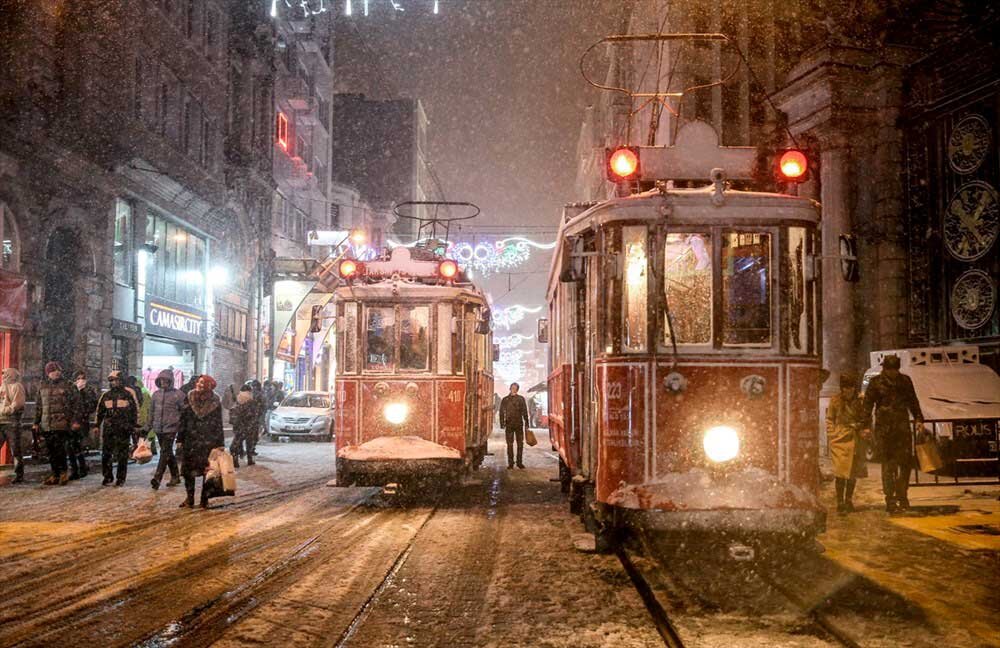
[
  {"left": 453, "top": 304, "right": 466, "bottom": 374},
  {"left": 663, "top": 233, "right": 713, "bottom": 345},
  {"left": 366, "top": 306, "right": 396, "bottom": 371},
  {"left": 399, "top": 305, "right": 430, "bottom": 371},
  {"left": 722, "top": 232, "right": 772, "bottom": 346},
  {"left": 622, "top": 226, "right": 648, "bottom": 353},
  {"left": 785, "top": 227, "right": 809, "bottom": 354},
  {"left": 341, "top": 301, "right": 358, "bottom": 374},
  {"left": 437, "top": 303, "right": 453, "bottom": 374},
  {"left": 603, "top": 228, "right": 621, "bottom": 353}
]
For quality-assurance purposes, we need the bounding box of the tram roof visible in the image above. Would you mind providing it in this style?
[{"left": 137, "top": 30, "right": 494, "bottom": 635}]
[
  {"left": 335, "top": 281, "right": 488, "bottom": 304},
  {"left": 546, "top": 185, "right": 821, "bottom": 301}
]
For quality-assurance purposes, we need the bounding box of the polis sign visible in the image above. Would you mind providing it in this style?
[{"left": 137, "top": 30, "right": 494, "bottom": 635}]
[{"left": 145, "top": 299, "right": 206, "bottom": 343}]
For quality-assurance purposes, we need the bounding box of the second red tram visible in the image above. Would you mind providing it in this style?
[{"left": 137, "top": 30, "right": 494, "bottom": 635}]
[
  {"left": 546, "top": 166, "right": 826, "bottom": 546},
  {"left": 331, "top": 246, "right": 495, "bottom": 487}
]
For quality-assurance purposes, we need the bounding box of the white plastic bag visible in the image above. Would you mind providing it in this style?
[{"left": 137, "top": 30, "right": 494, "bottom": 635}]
[
  {"left": 206, "top": 447, "right": 237, "bottom": 496},
  {"left": 132, "top": 438, "right": 153, "bottom": 464}
]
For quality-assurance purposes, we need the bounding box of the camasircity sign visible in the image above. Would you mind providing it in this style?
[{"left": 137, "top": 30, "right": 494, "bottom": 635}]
[{"left": 145, "top": 298, "right": 207, "bottom": 343}]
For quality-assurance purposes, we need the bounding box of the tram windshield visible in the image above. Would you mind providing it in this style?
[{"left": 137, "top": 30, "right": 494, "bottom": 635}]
[
  {"left": 722, "top": 232, "right": 772, "bottom": 346},
  {"left": 663, "top": 233, "right": 712, "bottom": 345},
  {"left": 364, "top": 304, "right": 431, "bottom": 372}
]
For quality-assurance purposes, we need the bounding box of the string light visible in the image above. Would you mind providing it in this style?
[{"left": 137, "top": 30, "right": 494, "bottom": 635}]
[
  {"left": 495, "top": 334, "right": 532, "bottom": 349},
  {"left": 495, "top": 350, "right": 526, "bottom": 383},
  {"left": 387, "top": 236, "right": 556, "bottom": 277},
  {"left": 492, "top": 305, "right": 542, "bottom": 331}
]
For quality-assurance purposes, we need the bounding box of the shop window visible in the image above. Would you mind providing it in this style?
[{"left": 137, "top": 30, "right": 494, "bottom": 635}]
[
  {"left": 662, "top": 233, "right": 712, "bottom": 346},
  {"left": 722, "top": 231, "right": 772, "bottom": 347},
  {"left": 145, "top": 213, "right": 206, "bottom": 308},
  {"left": 215, "top": 302, "right": 248, "bottom": 348},
  {"left": 276, "top": 112, "right": 289, "bottom": 150},
  {"left": 0, "top": 203, "right": 21, "bottom": 272},
  {"left": 114, "top": 199, "right": 133, "bottom": 287}
]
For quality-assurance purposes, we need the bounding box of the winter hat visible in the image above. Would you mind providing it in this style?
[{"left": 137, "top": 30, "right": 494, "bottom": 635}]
[
  {"left": 155, "top": 369, "right": 174, "bottom": 389},
  {"left": 881, "top": 355, "right": 901, "bottom": 370},
  {"left": 2, "top": 368, "right": 20, "bottom": 383},
  {"left": 74, "top": 370, "right": 86, "bottom": 380},
  {"left": 44, "top": 361, "right": 62, "bottom": 374},
  {"left": 196, "top": 374, "right": 218, "bottom": 392},
  {"left": 108, "top": 370, "right": 123, "bottom": 381}
]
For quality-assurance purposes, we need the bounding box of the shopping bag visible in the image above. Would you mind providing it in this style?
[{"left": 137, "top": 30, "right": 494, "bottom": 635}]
[
  {"left": 524, "top": 428, "right": 538, "bottom": 447},
  {"left": 132, "top": 438, "right": 153, "bottom": 464},
  {"left": 915, "top": 439, "right": 944, "bottom": 473},
  {"left": 205, "top": 448, "right": 236, "bottom": 498}
]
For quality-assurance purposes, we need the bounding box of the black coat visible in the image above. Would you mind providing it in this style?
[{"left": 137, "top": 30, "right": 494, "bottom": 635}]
[
  {"left": 34, "top": 378, "right": 82, "bottom": 432},
  {"left": 499, "top": 394, "right": 530, "bottom": 431},
  {"left": 96, "top": 387, "right": 138, "bottom": 437},
  {"left": 177, "top": 393, "right": 225, "bottom": 475},
  {"left": 862, "top": 371, "right": 923, "bottom": 456}
]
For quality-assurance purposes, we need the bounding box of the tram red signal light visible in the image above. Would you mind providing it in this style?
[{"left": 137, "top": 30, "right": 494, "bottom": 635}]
[
  {"left": 438, "top": 259, "right": 459, "bottom": 279},
  {"left": 339, "top": 259, "right": 359, "bottom": 278},
  {"left": 776, "top": 149, "right": 809, "bottom": 183},
  {"left": 606, "top": 147, "right": 640, "bottom": 182}
]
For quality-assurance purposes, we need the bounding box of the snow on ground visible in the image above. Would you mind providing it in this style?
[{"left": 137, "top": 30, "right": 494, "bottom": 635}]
[
  {"left": 608, "top": 466, "right": 820, "bottom": 511},
  {"left": 336, "top": 435, "right": 462, "bottom": 461}
]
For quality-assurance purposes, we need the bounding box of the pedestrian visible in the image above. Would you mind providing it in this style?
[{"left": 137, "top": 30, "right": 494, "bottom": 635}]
[
  {"left": 176, "top": 374, "right": 225, "bottom": 509},
  {"left": 862, "top": 355, "right": 924, "bottom": 513},
  {"left": 229, "top": 385, "right": 256, "bottom": 468},
  {"left": 33, "top": 361, "right": 82, "bottom": 485},
  {"left": 273, "top": 381, "right": 287, "bottom": 407},
  {"left": 499, "top": 382, "right": 530, "bottom": 470},
  {"left": 826, "top": 371, "right": 868, "bottom": 513},
  {"left": 148, "top": 369, "right": 186, "bottom": 490},
  {"left": 68, "top": 370, "right": 99, "bottom": 480},
  {"left": 126, "top": 375, "right": 153, "bottom": 452},
  {"left": 0, "top": 368, "right": 27, "bottom": 484},
  {"left": 221, "top": 382, "right": 239, "bottom": 411},
  {"left": 493, "top": 392, "right": 500, "bottom": 427},
  {"left": 180, "top": 374, "right": 201, "bottom": 395},
  {"left": 97, "top": 371, "right": 138, "bottom": 487}
]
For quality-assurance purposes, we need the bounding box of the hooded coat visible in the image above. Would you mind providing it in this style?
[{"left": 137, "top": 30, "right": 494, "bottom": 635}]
[
  {"left": 0, "top": 368, "right": 26, "bottom": 424},
  {"left": 177, "top": 387, "right": 224, "bottom": 475},
  {"left": 35, "top": 375, "right": 82, "bottom": 432},
  {"left": 149, "top": 369, "right": 187, "bottom": 436}
]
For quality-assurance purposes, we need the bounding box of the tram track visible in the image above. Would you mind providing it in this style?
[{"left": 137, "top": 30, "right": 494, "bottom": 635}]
[
  {"left": 619, "top": 538, "right": 865, "bottom": 648},
  {"left": 0, "top": 477, "right": 336, "bottom": 605}
]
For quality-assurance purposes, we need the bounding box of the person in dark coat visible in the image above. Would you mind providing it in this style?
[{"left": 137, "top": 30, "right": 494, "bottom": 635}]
[
  {"left": 248, "top": 379, "right": 264, "bottom": 458},
  {"left": 229, "top": 385, "right": 257, "bottom": 467},
  {"left": 33, "top": 361, "right": 82, "bottom": 485},
  {"left": 97, "top": 371, "right": 138, "bottom": 486},
  {"left": 148, "top": 369, "right": 186, "bottom": 490},
  {"left": 0, "top": 368, "right": 27, "bottom": 484},
  {"left": 499, "top": 383, "right": 531, "bottom": 470},
  {"left": 862, "top": 355, "right": 924, "bottom": 513},
  {"left": 68, "top": 370, "right": 99, "bottom": 480},
  {"left": 177, "top": 375, "right": 225, "bottom": 509},
  {"left": 180, "top": 374, "right": 202, "bottom": 396}
]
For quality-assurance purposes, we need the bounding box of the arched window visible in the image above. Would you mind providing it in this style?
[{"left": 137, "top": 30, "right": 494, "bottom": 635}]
[{"left": 0, "top": 202, "right": 21, "bottom": 272}]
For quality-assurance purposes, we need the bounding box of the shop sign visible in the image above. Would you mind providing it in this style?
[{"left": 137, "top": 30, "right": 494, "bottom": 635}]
[
  {"left": 111, "top": 318, "right": 142, "bottom": 339},
  {"left": 145, "top": 298, "right": 206, "bottom": 343}
]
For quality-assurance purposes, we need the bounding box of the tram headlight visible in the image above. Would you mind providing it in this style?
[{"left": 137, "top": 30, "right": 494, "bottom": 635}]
[
  {"left": 384, "top": 402, "right": 409, "bottom": 425},
  {"left": 703, "top": 425, "right": 740, "bottom": 463}
]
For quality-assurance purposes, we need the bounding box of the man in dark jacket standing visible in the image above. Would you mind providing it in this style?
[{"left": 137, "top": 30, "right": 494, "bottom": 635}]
[
  {"left": 33, "top": 361, "right": 82, "bottom": 485},
  {"left": 68, "top": 370, "right": 99, "bottom": 480},
  {"left": 862, "top": 355, "right": 924, "bottom": 513},
  {"left": 499, "top": 383, "right": 530, "bottom": 470},
  {"left": 97, "top": 371, "right": 138, "bottom": 486},
  {"left": 149, "top": 369, "right": 186, "bottom": 490}
]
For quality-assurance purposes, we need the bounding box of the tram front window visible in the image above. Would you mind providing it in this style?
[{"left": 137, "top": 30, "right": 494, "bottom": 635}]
[
  {"left": 722, "top": 232, "right": 772, "bottom": 346},
  {"left": 399, "top": 305, "right": 430, "bottom": 371},
  {"left": 366, "top": 306, "right": 396, "bottom": 371},
  {"left": 663, "top": 233, "right": 712, "bottom": 345}
]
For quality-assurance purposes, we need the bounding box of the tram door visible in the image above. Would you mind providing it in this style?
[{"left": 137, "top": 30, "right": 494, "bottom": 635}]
[{"left": 580, "top": 250, "right": 600, "bottom": 479}]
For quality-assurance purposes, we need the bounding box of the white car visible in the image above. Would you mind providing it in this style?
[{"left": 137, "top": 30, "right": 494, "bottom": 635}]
[{"left": 267, "top": 391, "right": 334, "bottom": 441}]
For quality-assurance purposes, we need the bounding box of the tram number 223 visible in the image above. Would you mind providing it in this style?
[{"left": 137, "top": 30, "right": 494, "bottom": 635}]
[{"left": 607, "top": 382, "right": 623, "bottom": 400}]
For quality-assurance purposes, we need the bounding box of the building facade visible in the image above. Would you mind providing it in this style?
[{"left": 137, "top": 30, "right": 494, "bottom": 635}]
[{"left": 0, "top": 0, "right": 272, "bottom": 397}]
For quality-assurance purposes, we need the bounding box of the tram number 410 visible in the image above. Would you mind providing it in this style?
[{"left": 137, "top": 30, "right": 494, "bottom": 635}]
[{"left": 446, "top": 389, "right": 463, "bottom": 403}]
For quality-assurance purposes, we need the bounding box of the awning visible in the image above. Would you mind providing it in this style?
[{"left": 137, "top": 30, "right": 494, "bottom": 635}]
[
  {"left": 0, "top": 271, "right": 27, "bottom": 329},
  {"left": 906, "top": 364, "right": 1000, "bottom": 421},
  {"left": 526, "top": 381, "right": 547, "bottom": 394}
]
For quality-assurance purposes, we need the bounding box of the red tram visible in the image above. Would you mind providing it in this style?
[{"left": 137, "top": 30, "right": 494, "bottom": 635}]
[
  {"left": 330, "top": 246, "right": 494, "bottom": 488},
  {"left": 546, "top": 125, "right": 826, "bottom": 548}
]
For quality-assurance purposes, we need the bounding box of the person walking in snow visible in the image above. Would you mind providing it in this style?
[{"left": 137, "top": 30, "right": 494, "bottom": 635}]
[
  {"left": 97, "top": 371, "right": 138, "bottom": 487},
  {"left": 229, "top": 385, "right": 256, "bottom": 467},
  {"left": 826, "top": 371, "right": 868, "bottom": 513},
  {"left": 0, "top": 368, "right": 27, "bottom": 484},
  {"left": 148, "top": 369, "right": 186, "bottom": 490},
  {"left": 862, "top": 355, "right": 924, "bottom": 513},
  {"left": 177, "top": 375, "right": 225, "bottom": 509},
  {"left": 68, "top": 370, "right": 98, "bottom": 480},
  {"left": 33, "top": 361, "right": 82, "bottom": 486},
  {"left": 499, "top": 383, "right": 530, "bottom": 470}
]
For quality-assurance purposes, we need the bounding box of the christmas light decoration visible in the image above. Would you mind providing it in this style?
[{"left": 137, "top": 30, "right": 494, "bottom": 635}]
[
  {"left": 387, "top": 236, "right": 555, "bottom": 277},
  {"left": 494, "top": 350, "right": 526, "bottom": 383},
  {"left": 492, "top": 305, "right": 542, "bottom": 331},
  {"left": 495, "top": 334, "right": 532, "bottom": 350}
]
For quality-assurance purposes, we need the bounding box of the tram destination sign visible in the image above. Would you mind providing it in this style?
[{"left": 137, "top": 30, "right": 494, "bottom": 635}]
[{"left": 145, "top": 298, "right": 207, "bottom": 343}]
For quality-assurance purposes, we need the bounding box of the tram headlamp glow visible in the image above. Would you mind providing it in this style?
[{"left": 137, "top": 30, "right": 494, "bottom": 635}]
[
  {"left": 703, "top": 425, "right": 740, "bottom": 463},
  {"left": 384, "top": 402, "right": 409, "bottom": 425}
]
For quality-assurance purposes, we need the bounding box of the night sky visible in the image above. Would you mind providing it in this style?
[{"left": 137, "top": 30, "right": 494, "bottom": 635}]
[{"left": 334, "top": 0, "right": 624, "bottom": 386}]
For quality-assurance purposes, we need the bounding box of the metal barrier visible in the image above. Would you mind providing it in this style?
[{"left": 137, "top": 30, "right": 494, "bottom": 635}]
[{"left": 911, "top": 418, "right": 1000, "bottom": 487}]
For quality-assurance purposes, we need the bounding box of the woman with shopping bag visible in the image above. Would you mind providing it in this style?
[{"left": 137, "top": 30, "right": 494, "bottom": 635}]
[
  {"left": 176, "top": 375, "right": 225, "bottom": 509},
  {"left": 825, "top": 371, "right": 868, "bottom": 513}
]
